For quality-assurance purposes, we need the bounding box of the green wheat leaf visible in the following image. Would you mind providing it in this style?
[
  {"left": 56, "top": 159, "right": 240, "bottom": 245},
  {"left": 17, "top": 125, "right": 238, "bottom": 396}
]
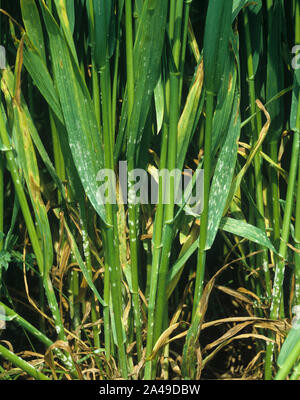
[
  {"left": 220, "top": 217, "right": 277, "bottom": 253},
  {"left": 41, "top": 1, "right": 107, "bottom": 223}
]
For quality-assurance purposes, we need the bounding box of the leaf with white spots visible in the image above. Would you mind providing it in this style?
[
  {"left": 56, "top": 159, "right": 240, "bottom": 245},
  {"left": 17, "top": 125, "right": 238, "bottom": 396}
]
[
  {"left": 205, "top": 85, "right": 240, "bottom": 250},
  {"left": 126, "top": 1, "right": 168, "bottom": 160},
  {"left": 219, "top": 217, "right": 277, "bottom": 253},
  {"left": 40, "top": 2, "right": 107, "bottom": 223}
]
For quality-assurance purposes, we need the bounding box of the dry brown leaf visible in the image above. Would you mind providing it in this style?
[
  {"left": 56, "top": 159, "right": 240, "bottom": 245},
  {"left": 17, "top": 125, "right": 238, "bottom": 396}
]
[
  {"left": 202, "top": 316, "right": 288, "bottom": 330},
  {"left": 203, "top": 321, "right": 255, "bottom": 351},
  {"left": 121, "top": 280, "right": 131, "bottom": 331},
  {"left": 0, "top": 340, "right": 14, "bottom": 353},
  {"left": 252, "top": 321, "right": 288, "bottom": 337},
  {"left": 195, "top": 342, "right": 202, "bottom": 380},
  {"left": 148, "top": 322, "right": 182, "bottom": 361},
  {"left": 201, "top": 333, "right": 275, "bottom": 372},
  {"left": 19, "top": 350, "right": 44, "bottom": 359},
  {"left": 215, "top": 284, "right": 254, "bottom": 305},
  {"left": 202, "top": 316, "right": 264, "bottom": 329},
  {"left": 287, "top": 242, "right": 300, "bottom": 254},
  {"left": 237, "top": 287, "right": 262, "bottom": 303},
  {"left": 131, "top": 348, "right": 146, "bottom": 379},
  {"left": 229, "top": 333, "right": 275, "bottom": 344},
  {"left": 243, "top": 350, "right": 265, "bottom": 377},
  {"left": 169, "top": 357, "right": 182, "bottom": 378}
]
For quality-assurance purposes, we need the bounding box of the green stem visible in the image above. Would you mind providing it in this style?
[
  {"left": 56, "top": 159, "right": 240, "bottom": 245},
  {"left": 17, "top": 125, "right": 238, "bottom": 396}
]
[
  {"left": 125, "top": 0, "right": 143, "bottom": 362},
  {"left": 294, "top": 0, "right": 300, "bottom": 305},
  {"left": 269, "top": 142, "right": 281, "bottom": 251},
  {"left": 79, "top": 198, "right": 101, "bottom": 347},
  {"left": 151, "top": 68, "right": 179, "bottom": 373},
  {"left": 265, "top": 129, "right": 300, "bottom": 379},
  {"left": 99, "top": 63, "right": 128, "bottom": 378},
  {"left": 0, "top": 301, "right": 71, "bottom": 367},
  {"left": 144, "top": 123, "right": 168, "bottom": 379},
  {"left": 294, "top": 146, "right": 300, "bottom": 303},
  {"left": 148, "top": 3, "right": 184, "bottom": 360},
  {"left": 192, "top": 90, "right": 213, "bottom": 317},
  {"left": 0, "top": 302, "right": 53, "bottom": 347},
  {"left": 243, "top": 7, "right": 271, "bottom": 297},
  {"left": 265, "top": 1, "right": 300, "bottom": 377},
  {"left": 0, "top": 344, "right": 50, "bottom": 380}
]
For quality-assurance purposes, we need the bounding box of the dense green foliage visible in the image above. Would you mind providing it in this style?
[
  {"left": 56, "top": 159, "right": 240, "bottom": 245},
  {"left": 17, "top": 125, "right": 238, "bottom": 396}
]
[{"left": 0, "top": 0, "right": 299, "bottom": 380}]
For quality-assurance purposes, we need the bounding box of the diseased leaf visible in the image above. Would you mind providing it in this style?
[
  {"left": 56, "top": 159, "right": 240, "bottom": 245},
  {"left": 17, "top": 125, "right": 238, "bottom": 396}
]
[
  {"left": 219, "top": 217, "right": 277, "bottom": 253},
  {"left": 126, "top": 0, "right": 168, "bottom": 161},
  {"left": 154, "top": 75, "right": 164, "bottom": 135},
  {"left": 53, "top": 0, "right": 78, "bottom": 64},
  {"left": 41, "top": 2, "right": 107, "bottom": 223},
  {"left": 62, "top": 212, "right": 106, "bottom": 307},
  {"left": 206, "top": 87, "right": 240, "bottom": 250}
]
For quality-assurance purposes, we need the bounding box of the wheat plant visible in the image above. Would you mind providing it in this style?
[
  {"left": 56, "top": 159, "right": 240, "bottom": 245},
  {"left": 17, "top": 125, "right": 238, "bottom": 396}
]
[{"left": 0, "top": 0, "right": 299, "bottom": 381}]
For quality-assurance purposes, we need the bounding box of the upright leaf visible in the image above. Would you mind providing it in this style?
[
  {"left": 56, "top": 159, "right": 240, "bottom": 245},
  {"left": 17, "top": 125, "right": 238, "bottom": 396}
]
[
  {"left": 126, "top": 0, "right": 168, "bottom": 161},
  {"left": 40, "top": 1, "right": 107, "bottom": 223},
  {"left": 203, "top": 0, "right": 233, "bottom": 95},
  {"left": 206, "top": 88, "right": 241, "bottom": 250}
]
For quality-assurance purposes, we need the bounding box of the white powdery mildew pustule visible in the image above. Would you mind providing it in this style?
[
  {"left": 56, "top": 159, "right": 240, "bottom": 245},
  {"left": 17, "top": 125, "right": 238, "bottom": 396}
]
[
  {"left": 270, "top": 281, "right": 281, "bottom": 316},
  {"left": 0, "top": 45, "right": 6, "bottom": 69},
  {"left": 81, "top": 227, "right": 89, "bottom": 257},
  {"left": 262, "top": 260, "right": 269, "bottom": 273},
  {"left": 292, "top": 305, "right": 300, "bottom": 328},
  {"left": 65, "top": 359, "right": 73, "bottom": 369},
  {"left": 83, "top": 238, "right": 89, "bottom": 256},
  {"left": 56, "top": 325, "right": 61, "bottom": 334},
  {"left": 128, "top": 184, "right": 136, "bottom": 204},
  {"left": 295, "top": 282, "right": 300, "bottom": 298},
  {"left": 128, "top": 219, "right": 135, "bottom": 228}
]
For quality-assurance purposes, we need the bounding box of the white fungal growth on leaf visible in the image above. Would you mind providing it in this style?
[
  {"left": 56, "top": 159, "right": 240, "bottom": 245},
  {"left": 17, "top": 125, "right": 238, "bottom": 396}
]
[{"left": 292, "top": 305, "right": 300, "bottom": 328}]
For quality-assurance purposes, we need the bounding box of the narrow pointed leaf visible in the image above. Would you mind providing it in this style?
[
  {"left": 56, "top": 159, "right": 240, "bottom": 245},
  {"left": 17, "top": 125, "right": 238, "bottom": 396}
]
[
  {"left": 41, "top": 2, "right": 107, "bottom": 223},
  {"left": 219, "top": 217, "right": 277, "bottom": 253},
  {"left": 206, "top": 88, "right": 240, "bottom": 250},
  {"left": 126, "top": 0, "right": 168, "bottom": 160},
  {"left": 203, "top": 0, "right": 233, "bottom": 95}
]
